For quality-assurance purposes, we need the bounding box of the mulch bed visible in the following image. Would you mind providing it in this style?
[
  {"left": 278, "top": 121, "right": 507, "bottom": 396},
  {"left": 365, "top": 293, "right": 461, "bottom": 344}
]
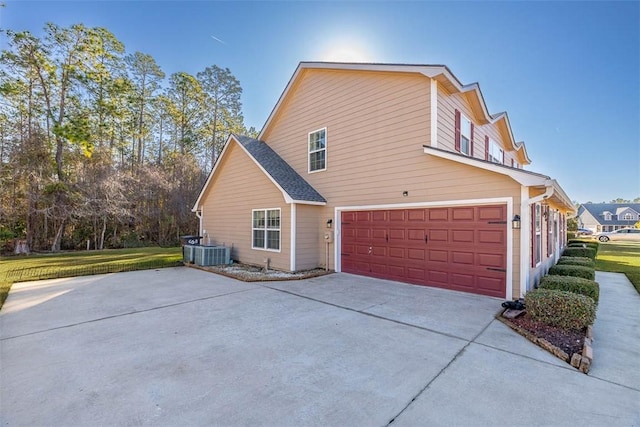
[{"left": 503, "top": 312, "right": 585, "bottom": 358}]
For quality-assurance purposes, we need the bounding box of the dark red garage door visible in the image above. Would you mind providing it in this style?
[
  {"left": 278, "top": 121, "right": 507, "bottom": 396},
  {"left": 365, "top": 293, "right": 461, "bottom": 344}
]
[{"left": 340, "top": 205, "right": 507, "bottom": 297}]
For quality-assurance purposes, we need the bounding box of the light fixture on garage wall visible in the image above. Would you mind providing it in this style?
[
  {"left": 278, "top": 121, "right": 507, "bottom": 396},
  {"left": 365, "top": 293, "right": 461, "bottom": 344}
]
[
  {"left": 326, "top": 219, "right": 332, "bottom": 229},
  {"left": 512, "top": 215, "right": 521, "bottom": 229},
  {"left": 402, "top": 191, "right": 409, "bottom": 197}
]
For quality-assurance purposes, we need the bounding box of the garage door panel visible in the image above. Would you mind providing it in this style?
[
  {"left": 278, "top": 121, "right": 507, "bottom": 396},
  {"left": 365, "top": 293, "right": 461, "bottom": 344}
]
[
  {"left": 452, "top": 229, "right": 474, "bottom": 243},
  {"left": 478, "top": 206, "right": 505, "bottom": 221},
  {"left": 408, "top": 248, "right": 426, "bottom": 261},
  {"left": 428, "top": 269, "right": 449, "bottom": 285},
  {"left": 428, "top": 208, "right": 448, "bottom": 221},
  {"left": 451, "top": 251, "right": 474, "bottom": 265},
  {"left": 451, "top": 273, "right": 475, "bottom": 289},
  {"left": 408, "top": 209, "right": 427, "bottom": 221},
  {"left": 356, "top": 228, "right": 372, "bottom": 239},
  {"left": 372, "top": 228, "right": 387, "bottom": 240},
  {"left": 356, "top": 211, "right": 371, "bottom": 221},
  {"left": 478, "top": 253, "right": 505, "bottom": 268},
  {"left": 372, "top": 246, "right": 387, "bottom": 257},
  {"left": 389, "top": 229, "right": 405, "bottom": 241},
  {"left": 429, "top": 229, "right": 448, "bottom": 242},
  {"left": 452, "top": 207, "right": 474, "bottom": 221},
  {"left": 389, "top": 210, "right": 406, "bottom": 221},
  {"left": 478, "top": 230, "right": 505, "bottom": 244},
  {"left": 388, "top": 247, "right": 405, "bottom": 258},
  {"left": 429, "top": 250, "right": 448, "bottom": 263},
  {"left": 408, "top": 229, "right": 425, "bottom": 240},
  {"left": 341, "top": 205, "right": 506, "bottom": 298},
  {"left": 408, "top": 267, "right": 426, "bottom": 280}
]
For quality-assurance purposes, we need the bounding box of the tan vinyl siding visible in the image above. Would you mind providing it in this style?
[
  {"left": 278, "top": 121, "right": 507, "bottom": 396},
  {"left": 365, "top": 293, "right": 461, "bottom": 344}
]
[
  {"left": 295, "top": 204, "right": 323, "bottom": 270},
  {"left": 200, "top": 142, "right": 290, "bottom": 270},
  {"left": 437, "top": 83, "right": 521, "bottom": 167}
]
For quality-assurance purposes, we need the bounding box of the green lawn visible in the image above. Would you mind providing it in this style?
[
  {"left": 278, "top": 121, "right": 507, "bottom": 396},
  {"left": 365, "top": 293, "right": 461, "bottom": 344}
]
[
  {"left": 0, "top": 247, "right": 183, "bottom": 310},
  {"left": 595, "top": 241, "right": 640, "bottom": 294}
]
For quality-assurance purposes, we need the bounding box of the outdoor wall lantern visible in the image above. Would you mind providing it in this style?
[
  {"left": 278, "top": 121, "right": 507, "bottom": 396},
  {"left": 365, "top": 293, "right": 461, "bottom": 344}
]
[
  {"left": 512, "top": 215, "right": 521, "bottom": 229},
  {"left": 326, "top": 219, "right": 333, "bottom": 229},
  {"left": 402, "top": 191, "right": 409, "bottom": 197}
]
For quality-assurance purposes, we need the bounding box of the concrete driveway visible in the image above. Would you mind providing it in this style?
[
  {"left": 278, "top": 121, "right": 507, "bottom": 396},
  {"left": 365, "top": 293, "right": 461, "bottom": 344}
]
[{"left": 1, "top": 268, "right": 638, "bottom": 426}]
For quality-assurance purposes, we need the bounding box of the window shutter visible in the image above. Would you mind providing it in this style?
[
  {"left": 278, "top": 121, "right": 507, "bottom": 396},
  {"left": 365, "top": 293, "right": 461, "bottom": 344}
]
[
  {"left": 511, "top": 158, "right": 514, "bottom": 167},
  {"left": 454, "top": 110, "right": 461, "bottom": 152},
  {"left": 547, "top": 207, "right": 553, "bottom": 257},
  {"left": 502, "top": 149, "right": 505, "bottom": 165},
  {"left": 470, "top": 123, "right": 475, "bottom": 157},
  {"left": 485, "top": 136, "right": 489, "bottom": 161},
  {"left": 531, "top": 204, "right": 536, "bottom": 267}
]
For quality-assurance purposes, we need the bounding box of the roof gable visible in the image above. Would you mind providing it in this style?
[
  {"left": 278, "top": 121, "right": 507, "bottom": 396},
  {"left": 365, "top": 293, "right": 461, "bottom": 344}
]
[
  {"left": 192, "top": 135, "right": 326, "bottom": 211},
  {"left": 259, "top": 62, "right": 531, "bottom": 164},
  {"left": 579, "top": 203, "right": 640, "bottom": 224}
]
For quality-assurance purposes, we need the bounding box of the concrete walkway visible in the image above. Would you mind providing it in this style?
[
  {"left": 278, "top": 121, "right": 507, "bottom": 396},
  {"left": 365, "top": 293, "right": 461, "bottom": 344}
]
[{"left": 1, "top": 268, "right": 638, "bottom": 426}]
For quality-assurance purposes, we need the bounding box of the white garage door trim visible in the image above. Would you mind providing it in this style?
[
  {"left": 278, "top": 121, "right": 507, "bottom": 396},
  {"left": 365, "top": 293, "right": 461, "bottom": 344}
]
[{"left": 334, "top": 197, "right": 514, "bottom": 300}]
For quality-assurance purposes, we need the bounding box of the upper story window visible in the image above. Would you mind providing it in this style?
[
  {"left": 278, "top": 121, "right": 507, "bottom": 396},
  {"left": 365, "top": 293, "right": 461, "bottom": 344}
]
[
  {"left": 308, "top": 128, "right": 326, "bottom": 172},
  {"left": 455, "top": 110, "right": 472, "bottom": 156},
  {"left": 488, "top": 139, "right": 504, "bottom": 164},
  {"left": 603, "top": 212, "right": 612, "bottom": 221},
  {"left": 623, "top": 212, "right": 635, "bottom": 220}
]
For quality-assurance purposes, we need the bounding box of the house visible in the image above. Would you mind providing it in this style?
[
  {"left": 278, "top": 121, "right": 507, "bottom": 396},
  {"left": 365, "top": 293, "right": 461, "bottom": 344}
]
[
  {"left": 192, "top": 62, "right": 575, "bottom": 299},
  {"left": 577, "top": 203, "right": 640, "bottom": 233}
]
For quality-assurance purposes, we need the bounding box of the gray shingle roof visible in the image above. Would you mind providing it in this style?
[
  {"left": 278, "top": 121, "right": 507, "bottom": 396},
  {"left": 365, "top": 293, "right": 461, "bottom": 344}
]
[
  {"left": 235, "top": 135, "right": 326, "bottom": 203},
  {"left": 579, "top": 203, "right": 640, "bottom": 226}
]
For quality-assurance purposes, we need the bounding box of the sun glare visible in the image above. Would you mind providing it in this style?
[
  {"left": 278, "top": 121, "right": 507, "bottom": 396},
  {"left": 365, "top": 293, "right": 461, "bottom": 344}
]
[{"left": 318, "top": 36, "right": 375, "bottom": 63}]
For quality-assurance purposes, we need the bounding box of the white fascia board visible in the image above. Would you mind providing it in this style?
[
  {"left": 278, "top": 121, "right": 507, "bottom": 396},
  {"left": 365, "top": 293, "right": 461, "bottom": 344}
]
[
  {"left": 290, "top": 199, "right": 326, "bottom": 206},
  {"left": 423, "top": 146, "right": 548, "bottom": 187}
]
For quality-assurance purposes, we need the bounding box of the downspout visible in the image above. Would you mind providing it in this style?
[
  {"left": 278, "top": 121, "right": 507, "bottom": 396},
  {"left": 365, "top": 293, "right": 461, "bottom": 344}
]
[
  {"left": 195, "top": 209, "right": 203, "bottom": 238},
  {"left": 520, "top": 180, "right": 554, "bottom": 297}
]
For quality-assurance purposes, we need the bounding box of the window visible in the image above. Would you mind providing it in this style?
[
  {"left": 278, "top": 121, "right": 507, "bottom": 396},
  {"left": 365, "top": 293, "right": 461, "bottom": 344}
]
[
  {"left": 623, "top": 213, "right": 634, "bottom": 220},
  {"left": 308, "top": 128, "right": 326, "bottom": 172},
  {"left": 534, "top": 204, "right": 542, "bottom": 265},
  {"left": 488, "top": 139, "right": 504, "bottom": 164},
  {"left": 603, "top": 212, "right": 612, "bottom": 221},
  {"left": 455, "top": 110, "right": 473, "bottom": 156},
  {"left": 252, "top": 209, "right": 280, "bottom": 251},
  {"left": 460, "top": 115, "right": 472, "bottom": 155}
]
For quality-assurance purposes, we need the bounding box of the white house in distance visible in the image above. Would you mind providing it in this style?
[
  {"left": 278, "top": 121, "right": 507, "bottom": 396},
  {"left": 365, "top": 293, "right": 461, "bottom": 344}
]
[{"left": 577, "top": 203, "right": 640, "bottom": 233}]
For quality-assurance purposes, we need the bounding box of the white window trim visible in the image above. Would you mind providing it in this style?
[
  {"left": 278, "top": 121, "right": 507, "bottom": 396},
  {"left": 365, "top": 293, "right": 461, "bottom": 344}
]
[
  {"left": 623, "top": 213, "right": 634, "bottom": 220},
  {"left": 251, "top": 208, "right": 281, "bottom": 252},
  {"left": 488, "top": 138, "right": 504, "bottom": 165},
  {"left": 308, "top": 127, "right": 327, "bottom": 173},
  {"left": 534, "top": 203, "right": 542, "bottom": 266},
  {"left": 460, "top": 115, "right": 472, "bottom": 156}
]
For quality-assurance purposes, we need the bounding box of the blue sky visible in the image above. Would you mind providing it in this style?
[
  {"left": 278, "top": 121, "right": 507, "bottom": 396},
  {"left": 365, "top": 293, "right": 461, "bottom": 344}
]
[{"left": 2, "top": 1, "right": 639, "bottom": 203}]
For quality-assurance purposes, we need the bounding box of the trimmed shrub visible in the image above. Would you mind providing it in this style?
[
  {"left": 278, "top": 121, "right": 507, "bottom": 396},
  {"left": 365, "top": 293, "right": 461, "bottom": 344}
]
[
  {"left": 539, "top": 275, "right": 599, "bottom": 304},
  {"left": 567, "top": 240, "right": 599, "bottom": 251},
  {"left": 548, "top": 264, "right": 595, "bottom": 280},
  {"left": 556, "top": 256, "right": 595, "bottom": 267},
  {"left": 525, "top": 289, "right": 596, "bottom": 331},
  {"left": 563, "top": 246, "right": 597, "bottom": 259}
]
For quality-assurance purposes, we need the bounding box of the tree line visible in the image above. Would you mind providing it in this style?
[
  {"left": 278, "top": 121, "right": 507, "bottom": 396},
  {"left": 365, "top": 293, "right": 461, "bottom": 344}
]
[{"left": 0, "top": 23, "right": 256, "bottom": 253}]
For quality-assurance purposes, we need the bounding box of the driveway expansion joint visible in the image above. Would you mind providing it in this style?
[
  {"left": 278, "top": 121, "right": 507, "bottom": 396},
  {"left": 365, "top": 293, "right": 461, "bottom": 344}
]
[{"left": 0, "top": 287, "right": 257, "bottom": 341}]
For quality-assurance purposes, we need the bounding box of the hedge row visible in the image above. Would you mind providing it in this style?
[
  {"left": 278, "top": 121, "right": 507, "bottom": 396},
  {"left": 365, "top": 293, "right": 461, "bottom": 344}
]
[
  {"left": 525, "top": 289, "right": 596, "bottom": 331},
  {"left": 548, "top": 264, "right": 595, "bottom": 280},
  {"left": 539, "top": 275, "right": 599, "bottom": 305},
  {"left": 556, "top": 256, "right": 595, "bottom": 267},
  {"left": 563, "top": 246, "right": 597, "bottom": 259}
]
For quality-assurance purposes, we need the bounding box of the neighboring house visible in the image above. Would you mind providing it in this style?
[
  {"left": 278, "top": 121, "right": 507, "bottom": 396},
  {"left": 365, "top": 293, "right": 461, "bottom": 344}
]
[
  {"left": 192, "top": 62, "right": 575, "bottom": 299},
  {"left": 577, "top": 203, "right": 640, "bottom": 232}
]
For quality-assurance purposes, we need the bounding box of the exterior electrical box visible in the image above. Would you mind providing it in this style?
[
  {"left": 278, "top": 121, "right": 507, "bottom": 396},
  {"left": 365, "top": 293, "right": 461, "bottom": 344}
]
[{"left": 323, "top": 231, "right": 334, "bottom": 243}]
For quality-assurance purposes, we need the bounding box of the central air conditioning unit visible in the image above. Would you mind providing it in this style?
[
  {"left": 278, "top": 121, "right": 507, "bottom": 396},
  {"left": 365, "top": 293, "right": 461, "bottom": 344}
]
[
  {"left": 183, "top": 245, "right": 197, "bottom": 264},
  {"left": 195, "top": 246, "right": 231, "bottom": 266}
]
